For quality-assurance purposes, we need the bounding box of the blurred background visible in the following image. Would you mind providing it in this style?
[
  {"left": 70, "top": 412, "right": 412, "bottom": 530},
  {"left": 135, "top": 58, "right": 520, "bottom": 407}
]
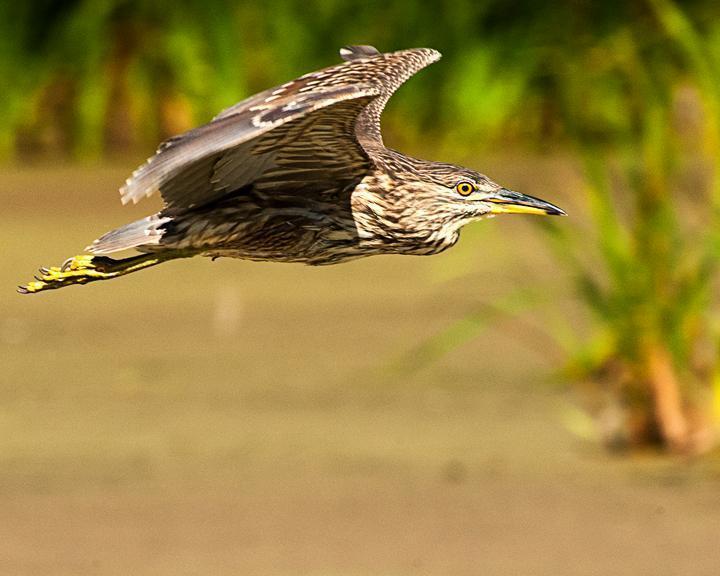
[{"left": 2, "top": 0, "right": 720, "bottom": 574}]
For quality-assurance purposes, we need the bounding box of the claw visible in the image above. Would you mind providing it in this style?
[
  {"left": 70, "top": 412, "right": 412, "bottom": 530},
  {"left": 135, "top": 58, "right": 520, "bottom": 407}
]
[
  {"left": 19, "top": 255, "right": 102, "bottom": 294},
  {"left": 18, "top": 280, "right": 49, "bottom": 294},
  {"left": 20, "top": 253, "right": 158, "bottom": 294},
  {"left": 61, "top": 254, "right": 98, "bottom": 272}
]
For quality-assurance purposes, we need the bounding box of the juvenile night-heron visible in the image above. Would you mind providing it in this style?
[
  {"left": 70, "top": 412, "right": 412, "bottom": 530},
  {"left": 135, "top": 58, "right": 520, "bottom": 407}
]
[{"left": 19, "top": 45, "right": 564, "bottom": 294}]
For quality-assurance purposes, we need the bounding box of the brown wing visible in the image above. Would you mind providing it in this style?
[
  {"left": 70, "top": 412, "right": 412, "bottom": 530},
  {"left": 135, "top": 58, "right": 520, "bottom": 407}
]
[
  {"left": 121, "top": 84, "right": 377, "bottom": 214},
  {"left": 119, "top": 46, "right": 441, "bottom": 214},
  {"left": 338, "top": 45, "right": 441, "bottom": 146}
]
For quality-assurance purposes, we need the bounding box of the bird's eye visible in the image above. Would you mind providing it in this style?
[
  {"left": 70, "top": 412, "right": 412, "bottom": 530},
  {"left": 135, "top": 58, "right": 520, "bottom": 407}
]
[{"left": 456, "top": 181, "right": 475, "bottom": 196}]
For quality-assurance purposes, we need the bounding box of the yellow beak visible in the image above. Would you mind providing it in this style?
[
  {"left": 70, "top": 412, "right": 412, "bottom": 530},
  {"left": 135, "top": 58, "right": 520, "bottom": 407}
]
[{"left": 486, "top": 188, "right": 566, "bottom": 216}]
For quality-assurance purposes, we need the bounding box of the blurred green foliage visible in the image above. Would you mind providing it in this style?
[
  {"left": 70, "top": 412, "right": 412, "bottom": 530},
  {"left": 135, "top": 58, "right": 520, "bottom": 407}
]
[
  {"left": 394, "top": 0, "right": 720, "bottom": 453},
  {"left": 538, "top": 0, "right": 720, "bottom": 453},
  {"left": 1, "top": 0, "right": 717, "bottom": 158}
]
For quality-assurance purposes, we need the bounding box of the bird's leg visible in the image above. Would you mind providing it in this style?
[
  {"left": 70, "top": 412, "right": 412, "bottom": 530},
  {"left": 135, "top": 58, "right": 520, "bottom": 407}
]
[{"left": 18, "top": 253, "right": 164, "bottom": 294}]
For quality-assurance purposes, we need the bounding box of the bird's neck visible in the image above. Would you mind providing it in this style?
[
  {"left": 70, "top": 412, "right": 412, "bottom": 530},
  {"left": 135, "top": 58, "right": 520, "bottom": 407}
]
[{"left": 351, "top": 173, "right": 460, "bottom": 255}]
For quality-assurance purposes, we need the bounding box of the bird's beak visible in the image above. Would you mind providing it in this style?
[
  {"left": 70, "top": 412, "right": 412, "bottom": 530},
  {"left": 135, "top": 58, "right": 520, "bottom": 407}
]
[{"left": 484, "top": 188, "right": 566, "bottom": 216}]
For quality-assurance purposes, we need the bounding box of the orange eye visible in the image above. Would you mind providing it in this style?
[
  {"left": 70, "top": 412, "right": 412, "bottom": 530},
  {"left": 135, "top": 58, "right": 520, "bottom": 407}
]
[{"left": 456, "top": 181, "right": 475, "bottom": 196}]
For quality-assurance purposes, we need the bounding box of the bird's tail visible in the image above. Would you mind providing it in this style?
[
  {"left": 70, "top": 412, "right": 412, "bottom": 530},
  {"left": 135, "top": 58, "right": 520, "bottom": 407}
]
[
  {"left": 87, "top": 214, "right": 171, "bottom": 255},
  {"left": 18, "top": 253, "right": 167, "bottom": 294}
]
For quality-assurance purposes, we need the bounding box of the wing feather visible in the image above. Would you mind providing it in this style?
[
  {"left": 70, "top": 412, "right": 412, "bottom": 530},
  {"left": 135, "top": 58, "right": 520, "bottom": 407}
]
[
  {"left": 118, "top": 46, "right": 441, "bottom": 213},
  {"left": 121, "top": 84, "right": 377, "bottom": 212}
]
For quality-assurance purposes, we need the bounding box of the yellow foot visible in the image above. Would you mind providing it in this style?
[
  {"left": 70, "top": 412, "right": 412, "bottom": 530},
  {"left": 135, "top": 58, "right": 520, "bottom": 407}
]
[
  {"left": 18, "top": 255, "right": 119, "bottom": 294},
  {"left": 61, "top": 254, "right": 99, "bottom": 272}
]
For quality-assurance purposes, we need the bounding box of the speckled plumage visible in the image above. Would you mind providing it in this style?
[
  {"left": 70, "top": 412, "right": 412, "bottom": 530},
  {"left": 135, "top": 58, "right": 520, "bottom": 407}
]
[{"left": 20, "top": 45, "right": 564, "bottom": 294}]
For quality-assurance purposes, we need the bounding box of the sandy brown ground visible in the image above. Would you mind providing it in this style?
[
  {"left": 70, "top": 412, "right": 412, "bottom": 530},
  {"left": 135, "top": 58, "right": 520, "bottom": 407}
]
[{"left": 1, "top": 163, "right": 719, "bottom": 575}]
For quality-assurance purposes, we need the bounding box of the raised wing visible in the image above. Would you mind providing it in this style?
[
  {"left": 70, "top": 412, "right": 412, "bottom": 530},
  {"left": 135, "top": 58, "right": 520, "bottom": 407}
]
[
  {"left": 120, "top": 46, "right": 441, "bottom": 214},
  {"left": 121, "top": 84, "right": 377, "bottom": 214},
  {"left": 339, "top": 46, "right": 441, "bottom": 146}
]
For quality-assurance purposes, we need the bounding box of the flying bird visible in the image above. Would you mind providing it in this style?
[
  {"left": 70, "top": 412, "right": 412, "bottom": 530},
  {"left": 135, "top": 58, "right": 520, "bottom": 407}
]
[{"left": 19, "top": 45, "right": 564, "bottom": 294}]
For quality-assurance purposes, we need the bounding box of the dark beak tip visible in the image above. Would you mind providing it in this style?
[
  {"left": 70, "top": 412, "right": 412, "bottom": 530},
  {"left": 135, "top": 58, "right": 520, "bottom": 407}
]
[{"left": 495, "top": 188, "right": 566, "bottom": 216}]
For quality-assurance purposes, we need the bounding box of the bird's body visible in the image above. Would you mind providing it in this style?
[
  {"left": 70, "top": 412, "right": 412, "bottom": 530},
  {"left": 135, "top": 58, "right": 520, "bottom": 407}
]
[
  {"left": 20, "top": 45, "right": 564, "bottom": 294},
  {"left": 146, "top": 150, "right": 468, "bottom": 265}
]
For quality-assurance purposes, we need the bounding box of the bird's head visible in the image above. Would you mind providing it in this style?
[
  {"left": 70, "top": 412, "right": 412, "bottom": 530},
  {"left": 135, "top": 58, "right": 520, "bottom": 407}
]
[
  {"left": 354, "top": 157, "right": 565, "bottom": 254},
  {"left": 413, "top": 162, "right": 566, "bottom": 226}
]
